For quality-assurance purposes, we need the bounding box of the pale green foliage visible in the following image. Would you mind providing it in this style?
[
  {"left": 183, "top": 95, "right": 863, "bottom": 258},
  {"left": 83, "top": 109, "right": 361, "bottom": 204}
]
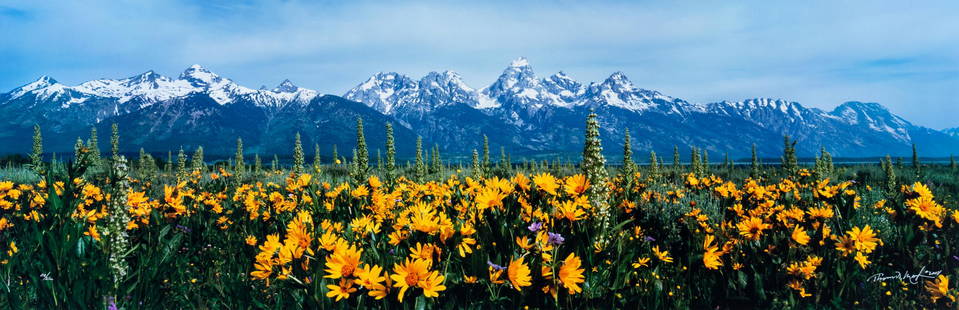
[
  {"left": 384, "top": 123, "right": 397, "bottom": 183},
  {"left": 621, "top": 128, "right": 636, "bottom": 178},
  {"left": 192, "top": 146, "right": 205, "bottom": 172},
  {"left": 30, "top": 124, "right": 43, "bottom": 175},
  {"left": 355, "top": 118, "right": 369, "bottom": 177},
  {"left": 235, "top": 138, "right": 245, "bottom": 174},
  {"left": 110, "top": 123, "right": 120, "bottom": 159},
  {"left": 293, "top": 133, "right": 304, "bottom": 174}
]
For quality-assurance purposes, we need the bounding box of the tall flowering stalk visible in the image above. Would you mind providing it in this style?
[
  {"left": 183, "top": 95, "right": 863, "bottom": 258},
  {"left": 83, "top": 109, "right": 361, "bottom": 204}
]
[
  {"left": 582, "top": 112, "right": 612, "bottom": 245},
  {"left": 105, "top": 156, "right": 131, "bottom": 296},
  {"left": 621, "top": 128, "right": 636, "bottom": 178}
]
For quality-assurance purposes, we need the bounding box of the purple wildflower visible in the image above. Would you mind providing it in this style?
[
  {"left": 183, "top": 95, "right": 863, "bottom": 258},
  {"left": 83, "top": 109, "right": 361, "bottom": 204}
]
[
  {"left": 547, "top": 232, "right": 565, "bottom": 245},
  {"left": 644, "top": 236, "right": 656, "bottom": 242},
  {"left": 105, "top": 296, "right": 118, "bottom": 310},
  {"left": 487, "top": 260, "right": 506, "bottom": 271},
  {"left": 528, "top": 222, "right": 543, "bottom": 232}
]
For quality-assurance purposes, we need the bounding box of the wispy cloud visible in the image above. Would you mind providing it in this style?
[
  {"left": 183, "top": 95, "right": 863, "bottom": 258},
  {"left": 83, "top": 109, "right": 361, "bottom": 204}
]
[{"left": 1, "top": 0, "right": 957, "bottom": 127}]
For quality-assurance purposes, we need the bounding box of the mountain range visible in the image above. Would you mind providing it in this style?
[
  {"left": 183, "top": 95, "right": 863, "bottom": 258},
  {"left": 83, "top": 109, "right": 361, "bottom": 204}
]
[{"left": 2, "top": 58, "right": 957, "bottom": 160}]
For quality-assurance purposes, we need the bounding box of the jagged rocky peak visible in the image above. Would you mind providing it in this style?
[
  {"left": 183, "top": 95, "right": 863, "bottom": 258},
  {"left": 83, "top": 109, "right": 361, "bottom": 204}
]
[
  {"left": 717, "top": 98, "right": 806, "bottom": 115},
  {"left": 272, "top": 79, "right": 299, "bottom": 93},
  {"left": 355, "top": 72, "right": 416, "bottom": 92},
  {"left": 419, "top": 70, "right": 473, "bottom": 91},
  {"left": 489, "top": 57, "right": 541, "bottom": 92},
  {"left": 343, "top": 72, "right": 419, "bottom": 114},
  {"left": 542, "top": 71, "right": 583, "bottom": 99}
]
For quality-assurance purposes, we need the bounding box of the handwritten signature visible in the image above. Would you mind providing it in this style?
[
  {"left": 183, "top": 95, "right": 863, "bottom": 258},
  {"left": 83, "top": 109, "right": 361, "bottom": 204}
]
[{"left": 866, "top": 266, "right": 941, "bottom": 284}]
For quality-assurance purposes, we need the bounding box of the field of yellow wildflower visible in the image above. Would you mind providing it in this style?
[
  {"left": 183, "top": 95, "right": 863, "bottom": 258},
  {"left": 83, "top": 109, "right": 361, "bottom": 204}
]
[{"left": 1, "top": 119, "right": 958, "bottom": 309}]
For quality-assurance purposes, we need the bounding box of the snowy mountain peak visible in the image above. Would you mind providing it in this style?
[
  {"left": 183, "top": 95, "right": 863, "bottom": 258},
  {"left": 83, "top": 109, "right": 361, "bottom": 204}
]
[
  {"left": 174, "top": 65, "right": 255, "bottom": 104},
  {"left": 343, "top": 72, "right": 418, "bottom": 114},
  {"left": 510, "top": 57, "right": 530, "bottom": 68},
  {"left": 577, "top": 72, "right": 680, "bottom": 112},
  {"left": 542, "top": 71, "right": 583, "bottom": 103},
  {"left": 831, "top": 101, "right": 907, "bottom": 126},
  {"left": 829, "top": 101, "right": 911, "bottom": 142},
  {"left": 179, "top": 64, "right": 222, "bottom": 87},
  {"left": 489, "top": 58, "right": 541, "bottom": 93},
  {"left": 126, "top": 70, "right": 162, "bottom": 84},
  {"left": 416, "top": 70, "right": 477, "bottom": 108},
  {"left": 35, "top": 75, "right": 58, "bottom": 85},
  {"left": 601, "top": 71, "right": 636, "bottom": 90},
  {"left": 273, "top": 79, "right": 299, "bottom": 93},
  {"left": 9, "top": 76, "right": 60, "bottom": 97},
  {"left": 421, "top": 70, "right": 473, "bottom": 91},
  {"left": 552, "top": 71, "right": 572, "bottom": 79}
]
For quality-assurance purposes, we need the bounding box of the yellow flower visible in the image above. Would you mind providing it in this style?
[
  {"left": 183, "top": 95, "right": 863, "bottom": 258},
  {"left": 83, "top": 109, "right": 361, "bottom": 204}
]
[
  {"left": 326, "top": 278, "right": 357, "bottom": 302},
  {"left": 325, "top": 243, "right": 363, "bottom": 279},
  {"left": 489, "top": 266, "right": 505, "bottom": 284},
  {"left": 702, "top": 235, "right": 723, "bottom": 270},
  {"left": 457, "top": 237, "right": 477, "bottom": 257},
  {"left": 563, "top": 174, "right": 590, "bottom": 196},
  {"left": 351, "top": 185, "right": 370, "bottom": 198},
  {"left": 906, "top": 195, "right": 945, "bottom": 226},
  {"left": 354, "top": 265, "right": 386, "bottom": 289},
  {"left": 558, "top": 253, "right": 585, "bottom": 294},
  {"left": 786, "top": 257, "right": 819, "bottom": 280},
  {"left": 911, "top": 182, "right": 934, "bottom": 199},
  {"left": 408, "top": 243, "right": 440, "bottom": 263},
  {"left": 736, "top": 217, "right": 770, "bottom": 241},
  {"left": 84, "top": 225, "right": 101, "bottom": 241},
  {"left": 245, "top": 235, "right": 257, "bottom": 246},
  {"left": 532, "top": 173, "right": 560, "bottom": 195},
  {"left": 390, "top": 258, "right": 445, "bottom": 302},
  {"left": 925, "top": 275, "right": 954, "bottom": 303},
  {"left": 516, "top": 236, "right": 534, "bottom": 251},
  {"left": 512, "top": 173, "right": 531, "bottom": 191},
  {"left": 791, "top": 226, "right": 810, "bottom": 246},
  {"left": 508, "top": 257, "right": 532, "bottom": 291},
  {"left": 854, "top": 252, "right": 871, "bottom": 269},
  {"left": 806, "top": 206, "right": 834, "bottom": 219},
  {"left": 555, "top": 200, "right": 586, "bottom": 222},
  {"left": 368, "top": 175, "right": 382, "bottom": 188},
  {"left": 6, "top": 241, "right": 17, "bottom": 256},
  {"left": 653, "top": 246, "right": 673, "bottom": 263},
  {"left": 846, "top": 225, "right": 879, "bottom": 254},
  {"left": 475, "top": 187, "right": 506, "bottom": 211},
  {"left": 834, "top": 235, "right": 856, "bottom": 257},
  {"left": 632, "top": 257, "right": 651, "bottom": 269}
]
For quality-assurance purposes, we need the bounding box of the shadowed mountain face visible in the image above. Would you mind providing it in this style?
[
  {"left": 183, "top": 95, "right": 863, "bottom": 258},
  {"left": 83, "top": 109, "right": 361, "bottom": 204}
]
[{"left": 3, "top": 61, "right": 957, "bottom": 159}]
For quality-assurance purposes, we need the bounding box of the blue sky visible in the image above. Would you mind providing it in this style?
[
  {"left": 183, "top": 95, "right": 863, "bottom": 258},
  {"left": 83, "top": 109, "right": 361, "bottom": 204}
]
[{"left": 1, "top": 0, "right": 957, "bottom": 128}]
